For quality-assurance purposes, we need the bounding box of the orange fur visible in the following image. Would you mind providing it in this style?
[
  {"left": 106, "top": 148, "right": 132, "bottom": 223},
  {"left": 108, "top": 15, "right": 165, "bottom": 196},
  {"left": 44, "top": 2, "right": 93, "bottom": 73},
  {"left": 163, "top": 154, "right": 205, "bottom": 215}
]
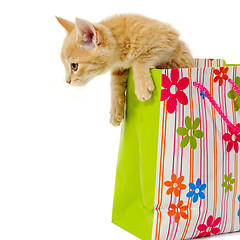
[{"left": 57, "top": 14, "right": 195, "bottom": 126}]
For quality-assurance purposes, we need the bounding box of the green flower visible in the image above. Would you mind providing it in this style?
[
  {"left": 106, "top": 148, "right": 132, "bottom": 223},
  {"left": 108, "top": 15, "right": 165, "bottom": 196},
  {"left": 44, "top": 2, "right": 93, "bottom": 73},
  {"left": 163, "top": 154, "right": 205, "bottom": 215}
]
[
  {"left": 228, "top": 76, "right": 240, "bottom": 112},
  {"left": 222, "top": 173, "right": 235, "bottom": 193},
  {"left": 177, "top": 116, "right": 204, "bottom": 150}
]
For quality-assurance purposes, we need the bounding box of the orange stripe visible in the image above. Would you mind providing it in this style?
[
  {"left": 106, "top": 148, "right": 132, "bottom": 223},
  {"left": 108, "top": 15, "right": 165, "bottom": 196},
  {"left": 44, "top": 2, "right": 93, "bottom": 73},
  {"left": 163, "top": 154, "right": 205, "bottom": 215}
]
[
  {"left": 230, "top": 67, "right": 238, "bottom": 232},
  {"left": 195, "top": 59, "right": 199, "bottom": 68},
  {"left": 155, "top": 100, "right": 166, "bottom": 240},
  {"left": 158, "top": 101, "right": 167, "bottom": 239},
  {"left": 181, "top": 68, "right": 194, "bottom": 239}
]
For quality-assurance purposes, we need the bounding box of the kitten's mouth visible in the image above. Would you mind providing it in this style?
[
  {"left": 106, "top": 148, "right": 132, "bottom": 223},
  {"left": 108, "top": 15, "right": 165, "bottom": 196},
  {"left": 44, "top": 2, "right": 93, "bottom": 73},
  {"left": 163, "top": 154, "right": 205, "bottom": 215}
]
[{"left": 70, "top": 78, "right": 89, "bottom": 86}]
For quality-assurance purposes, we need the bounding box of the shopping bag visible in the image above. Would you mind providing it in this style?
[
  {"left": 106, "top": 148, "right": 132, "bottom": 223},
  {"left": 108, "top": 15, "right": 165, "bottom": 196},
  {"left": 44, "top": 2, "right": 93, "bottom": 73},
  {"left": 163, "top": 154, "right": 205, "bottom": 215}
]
[{"left": 112, "top": 59, "right": 240, "bottom": 240}]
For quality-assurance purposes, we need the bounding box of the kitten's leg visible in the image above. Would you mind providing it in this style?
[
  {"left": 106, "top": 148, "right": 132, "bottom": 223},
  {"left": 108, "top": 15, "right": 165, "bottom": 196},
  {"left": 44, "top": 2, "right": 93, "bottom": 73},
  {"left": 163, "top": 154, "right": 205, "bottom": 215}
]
[
  {"left": 110, "top": 68, "right": 128, "bottom": 126},
  {"left": 133, "top": 60, "right": 155, "bottom": 101}
]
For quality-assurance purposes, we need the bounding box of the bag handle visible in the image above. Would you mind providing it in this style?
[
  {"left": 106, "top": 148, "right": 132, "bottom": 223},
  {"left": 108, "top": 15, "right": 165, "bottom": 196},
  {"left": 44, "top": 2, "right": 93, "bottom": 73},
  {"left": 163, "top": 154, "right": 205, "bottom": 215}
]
[{"left": 193, "top": 79, "right": 240, "bottom": 133}]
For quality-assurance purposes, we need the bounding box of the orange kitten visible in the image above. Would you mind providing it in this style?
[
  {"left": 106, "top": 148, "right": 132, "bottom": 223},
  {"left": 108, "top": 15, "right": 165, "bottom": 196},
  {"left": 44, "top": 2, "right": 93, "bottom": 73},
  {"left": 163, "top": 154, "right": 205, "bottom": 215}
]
[{"left": 57, "top": 14, "right": 195, "bottom": 126}]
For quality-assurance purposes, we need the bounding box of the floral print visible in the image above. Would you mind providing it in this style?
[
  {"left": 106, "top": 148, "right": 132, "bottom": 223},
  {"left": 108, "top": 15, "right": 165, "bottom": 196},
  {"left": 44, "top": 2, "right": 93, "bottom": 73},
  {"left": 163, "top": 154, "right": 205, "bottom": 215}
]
[
  {"left": 213, "top": 67, "right": 229, "bottom": 86},
  {"left": 186, "top": 178, "right": 206, "bottom": 203},
  {"left": 197, "top": 215, "right": 221, "bottom": 237},
  {"left": 167, "top": 200, "right": 189, "bottom": 223},
  {"left": 228, "top": 76, "right": 240, "bottom": 112},
  {"left": 160, "top": 66, "right": 240, "bottom": 232},
  {"left": 200, "top": 90, "right": 206, "bottom": 99},
  {"left": 177, "top": 116, "right": 204, "bottom": 149},
  {"left": 164, "top": 174, "right": 186, "bottom": 197},
  {"left": 161, "top": 69, "right": 189, "bottom": 114},
  {"left": 222, "top": 124, "right": 240, "bottom": 153},
  {"left": 222, "top": 173, "right": 235, "bottom": 193}
]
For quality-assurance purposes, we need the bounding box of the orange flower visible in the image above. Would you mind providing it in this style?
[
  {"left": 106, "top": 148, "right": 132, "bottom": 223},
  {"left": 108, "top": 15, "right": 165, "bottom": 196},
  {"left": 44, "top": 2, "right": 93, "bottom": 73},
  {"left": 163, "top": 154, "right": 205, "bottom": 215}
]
[
  {"left": 213, "top": 67, "right": 229, "bottom": 86},
  {"left": 164, "top": 174, "right": 186, "bottom": 197},
  {"left": 168, "top": 200, "right": 189, "bottom": 223}
]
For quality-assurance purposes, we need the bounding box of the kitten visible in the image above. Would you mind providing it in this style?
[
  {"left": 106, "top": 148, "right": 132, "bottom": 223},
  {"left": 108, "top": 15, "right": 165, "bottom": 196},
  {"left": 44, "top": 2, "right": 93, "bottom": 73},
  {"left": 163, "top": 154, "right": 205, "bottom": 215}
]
[{"left": 57, "top": 14, "right": 195, "bottom": 126}]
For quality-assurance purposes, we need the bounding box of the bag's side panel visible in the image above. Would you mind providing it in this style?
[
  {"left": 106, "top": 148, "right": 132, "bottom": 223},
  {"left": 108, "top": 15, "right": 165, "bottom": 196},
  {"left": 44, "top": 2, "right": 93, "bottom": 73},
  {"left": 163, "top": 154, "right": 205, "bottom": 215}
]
[
  {"left": 112, "top": 68, "right": 162, "bottom": 240},
  {"left": 152, "top": 66, "right": 240, "bottom": 240}
]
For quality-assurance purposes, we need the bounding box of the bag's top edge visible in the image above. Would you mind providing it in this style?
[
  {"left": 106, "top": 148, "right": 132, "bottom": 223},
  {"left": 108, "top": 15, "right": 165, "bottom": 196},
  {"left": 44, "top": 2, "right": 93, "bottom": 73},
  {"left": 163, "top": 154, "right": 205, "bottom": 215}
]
[
  {"left": 148, "top": 59, "right": 240, "bottom": 73},
  {"left": 149, "top": 65, "right": 240, "bottom": 73}
]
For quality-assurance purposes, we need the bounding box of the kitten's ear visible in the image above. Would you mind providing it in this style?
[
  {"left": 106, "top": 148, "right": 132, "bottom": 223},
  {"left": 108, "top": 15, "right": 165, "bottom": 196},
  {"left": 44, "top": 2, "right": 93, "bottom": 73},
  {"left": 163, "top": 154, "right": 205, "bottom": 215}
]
[
  {"left": 75, "top": 18, "right": 100, "bottom": 50},
  {"left": 56, "top": 16, "right": 75, "bottom": 32}
]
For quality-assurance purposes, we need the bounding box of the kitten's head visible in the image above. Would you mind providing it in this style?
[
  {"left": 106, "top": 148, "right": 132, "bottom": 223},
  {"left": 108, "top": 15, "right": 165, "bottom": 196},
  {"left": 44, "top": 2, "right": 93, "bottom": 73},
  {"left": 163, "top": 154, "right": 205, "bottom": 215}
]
[{"left": 56, "top": 17, "right": 117, "bottom": 86}]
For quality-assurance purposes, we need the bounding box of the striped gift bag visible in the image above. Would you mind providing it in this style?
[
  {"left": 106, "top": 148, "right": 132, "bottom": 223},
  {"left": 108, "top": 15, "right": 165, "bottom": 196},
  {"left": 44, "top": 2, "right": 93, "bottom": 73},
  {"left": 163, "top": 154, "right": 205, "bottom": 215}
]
[{"left": 112, "top": 59, "right": 240, "bottom": 240}]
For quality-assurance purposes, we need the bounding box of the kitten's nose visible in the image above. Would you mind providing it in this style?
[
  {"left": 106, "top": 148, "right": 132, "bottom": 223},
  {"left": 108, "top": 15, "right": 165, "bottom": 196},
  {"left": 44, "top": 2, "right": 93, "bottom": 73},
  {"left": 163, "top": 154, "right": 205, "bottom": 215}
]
[{"left": 65, "top": 76, "right": 71, "bottom": 84}]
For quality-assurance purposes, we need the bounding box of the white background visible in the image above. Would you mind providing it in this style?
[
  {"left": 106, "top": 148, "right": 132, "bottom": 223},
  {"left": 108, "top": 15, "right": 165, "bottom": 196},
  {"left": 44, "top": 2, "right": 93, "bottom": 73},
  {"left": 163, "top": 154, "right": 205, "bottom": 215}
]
[{"left": 0, "top": 0, "right": 240, "bottom": 239}]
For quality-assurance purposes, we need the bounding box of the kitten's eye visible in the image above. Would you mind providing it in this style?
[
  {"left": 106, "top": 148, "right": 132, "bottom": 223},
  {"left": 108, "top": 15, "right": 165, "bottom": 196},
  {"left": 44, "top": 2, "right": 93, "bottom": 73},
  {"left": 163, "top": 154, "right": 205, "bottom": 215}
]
[{"left": 71, "top": 63, "right": 78, "bottom": 72}]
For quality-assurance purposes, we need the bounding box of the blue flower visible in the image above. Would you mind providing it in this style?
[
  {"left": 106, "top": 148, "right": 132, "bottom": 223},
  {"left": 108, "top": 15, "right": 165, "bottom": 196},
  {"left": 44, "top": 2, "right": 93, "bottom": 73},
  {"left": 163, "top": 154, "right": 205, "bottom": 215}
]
[
  {"left": 238, "top": 195, "right": 240, "bottom": 217},
  {"left": 186, "top": 178, "right": 206, "bottom": 203},
  {"left": 200, "top": 90, "right": 206, "bottom": 99}
]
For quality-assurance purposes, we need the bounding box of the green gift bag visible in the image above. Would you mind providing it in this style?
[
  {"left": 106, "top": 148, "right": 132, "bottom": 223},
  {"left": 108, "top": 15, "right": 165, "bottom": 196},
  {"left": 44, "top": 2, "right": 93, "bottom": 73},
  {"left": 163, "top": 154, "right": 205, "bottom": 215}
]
[
  {"left": 112, "top": 59, "right": 240, "bottom": 240},
  {"left": 112, "top": 67, "right": 161, "bottom": 240}
]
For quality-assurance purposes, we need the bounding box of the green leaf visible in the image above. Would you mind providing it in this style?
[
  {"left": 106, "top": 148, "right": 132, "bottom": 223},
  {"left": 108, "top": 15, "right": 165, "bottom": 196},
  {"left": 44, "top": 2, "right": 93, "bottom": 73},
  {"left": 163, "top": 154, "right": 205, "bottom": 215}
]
[
  {"left": 234, "top": 97, "right": 240, "bottom": 112},
  {"left": 192, "top": 118, "right": 200, "bottom": 130},
  {"left": 177, "top": 127, "right": 188, "bottom": 136},
  {"left": 225, "top": 186, "right": 229, "bottom": 193},
  {"left": 235, "top": 76, "right": 240, "bottom": 89},
  {"left": 194, "top": 130, "right": 204, "bottom": 139},
  {"left": 230, "top": 179, "right": 235, "bottom": 184},
  {"left": 228, "top": 90, "right": 238, "bottom": 100},
  {"left": 229, "top": 184, "right": 233, "bottom": 191},
  {"left": 229, "top": 172, "right": 232, "bottom": 179},
  {"left": 222, "top": 182, "right": 227, "bottom": 187},
  {"left": 180, "top": 136, "right": 190, "bottom": 148},
  {"left": 190, "top": 136, "right": 197, "bottom": 149},
  {"left": 224, "top": 174, "right": 228, "bottom": 181},
  {"left": 185, "top": 116, "right": 192, "bottom": 129}
]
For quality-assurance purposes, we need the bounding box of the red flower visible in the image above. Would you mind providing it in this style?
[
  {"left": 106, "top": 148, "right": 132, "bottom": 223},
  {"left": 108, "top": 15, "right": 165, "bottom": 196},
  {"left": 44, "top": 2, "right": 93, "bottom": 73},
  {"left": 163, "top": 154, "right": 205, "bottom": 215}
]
[
  {"left": 167, "top": 200, "right": 189, "bottom": 223},
  {"left": 164, "top": 174, "right": 186, "bottom": 197},
  {"left": 222, "top": 124, "right": 240, "bottom": 153},
  {"left": 197, "top": 215, "right": 221, "bottom": 238},
  {"left": 213, "top": 67, "right": 229, "bottom": 86},
  {"left": 161, "top": 69, "right": 189, "bottom": 114}
]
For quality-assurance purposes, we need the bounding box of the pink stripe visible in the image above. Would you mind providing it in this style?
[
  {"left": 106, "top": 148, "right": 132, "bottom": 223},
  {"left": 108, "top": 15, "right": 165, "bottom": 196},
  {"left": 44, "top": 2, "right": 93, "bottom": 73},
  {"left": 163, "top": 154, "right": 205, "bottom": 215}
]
[
  {"left": 166, "top": 109, "right": 177, "bottom": 240},
  {"left": 222, "top": 80, "right": 229, "bottom": 232},
  {"left": 165, "top": 70, "right": 177, "bottom": 240},
  {"left": 168, "top": 70, "right": 183, "bottom": 240},
  {"left": 190, "top": 67, "right": 203, "bottom": 238},
  {"left": 220, "top": 79, "right": 230, "bottom": 233},
  {"left": 193, "top": 68, "right": 209, "bottom": 238},
  {"left": 202, "top": 91, "right": 209, "bottom": 224},
  {"left": 171, "top": 108, "right": 180, "bottom": 240},
  {"left": 202, "top": 69, "right": 209, "bottom": 230},
  {"left": 222, "top": 77, "right": 231, "bottom": 233},
  {"left": 220, "top": 81, "right": 226, "bottom": 230},
  {"left": 198, "top": 68, "right": 207, "bottom": 234},
  {"left": 222, "top": 133, "right": 230, "bottom": 233},
  {"left": 171, "top": 69, "right": 185, "bottom": 240}
]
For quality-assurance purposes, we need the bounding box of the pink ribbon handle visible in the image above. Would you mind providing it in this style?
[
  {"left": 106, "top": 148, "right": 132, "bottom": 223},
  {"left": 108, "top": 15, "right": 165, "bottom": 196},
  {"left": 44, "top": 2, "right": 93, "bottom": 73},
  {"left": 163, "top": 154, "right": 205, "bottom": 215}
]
[{"left": 193, "top": 79, "right": 240, "bottom": 133}]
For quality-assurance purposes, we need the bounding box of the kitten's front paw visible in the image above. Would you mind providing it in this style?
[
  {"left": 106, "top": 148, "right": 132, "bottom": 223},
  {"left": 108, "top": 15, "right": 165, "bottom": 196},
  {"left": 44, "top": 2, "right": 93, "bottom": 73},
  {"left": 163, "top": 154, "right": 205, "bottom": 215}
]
[
  {"left": 110, "top": 100, "right": 125, "bottom": 126},
  {"left": 135, "top": 78, "right": 155, "bottom": 101}
]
